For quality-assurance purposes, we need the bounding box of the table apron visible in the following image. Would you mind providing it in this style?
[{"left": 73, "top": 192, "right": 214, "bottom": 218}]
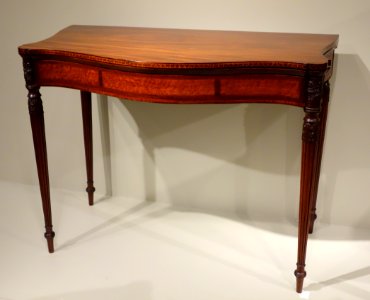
[{"left": 35, "top": 60, "right": 305, "bottom": 106}]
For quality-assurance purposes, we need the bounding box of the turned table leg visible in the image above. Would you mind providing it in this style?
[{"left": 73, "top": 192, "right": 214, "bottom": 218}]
[
  {"left": 295, "top": 75, "right": 325, "bottom": 293},
  {"left": 81, "top": 91, "right": 95, "bottom": 205},
  {"left": 23, "top": 59, "right": 55, "bottom": 253}
]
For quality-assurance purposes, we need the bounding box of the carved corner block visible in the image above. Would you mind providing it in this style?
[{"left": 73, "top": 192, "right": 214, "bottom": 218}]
[
  {"left": 302, "top": 74, "right": 324, "bottom": 143},
  {"left": 23, "top": 58, "right": 43, "bottom": 114}
]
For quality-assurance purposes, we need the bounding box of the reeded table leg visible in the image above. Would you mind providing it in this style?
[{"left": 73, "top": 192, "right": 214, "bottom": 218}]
[
  {"left": 295, "top": 76, "right": 324, "bottom": 293},
  {"left": 81, "top": 91, "right": 95, "bottom": 205},
  {"left": 23, "top": 59, "right": 55, "bottom": 253}
]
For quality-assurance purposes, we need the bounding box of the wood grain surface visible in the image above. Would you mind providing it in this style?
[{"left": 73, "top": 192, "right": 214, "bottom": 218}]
[{"left": 19, "top": 25, "right": 338, "bottom": 70}]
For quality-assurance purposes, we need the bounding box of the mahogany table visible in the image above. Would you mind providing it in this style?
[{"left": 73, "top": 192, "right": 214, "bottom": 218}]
[{"left": 18, "top": 25, "right": 338, "bottom": 293}]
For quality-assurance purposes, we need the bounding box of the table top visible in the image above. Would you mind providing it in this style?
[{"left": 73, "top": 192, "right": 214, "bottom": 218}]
[{"left": 19, "top": 25, "right": 338, "bottom": 71}]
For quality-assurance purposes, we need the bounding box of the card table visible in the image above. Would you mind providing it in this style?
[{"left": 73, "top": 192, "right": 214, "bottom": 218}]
[{"left": 18, "top": 25, "right": 339, "bottom": 293}]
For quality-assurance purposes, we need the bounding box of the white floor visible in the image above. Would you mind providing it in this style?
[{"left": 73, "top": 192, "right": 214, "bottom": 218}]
[{"left": 0, "top": 181, "right": 369, "bottom": 300}]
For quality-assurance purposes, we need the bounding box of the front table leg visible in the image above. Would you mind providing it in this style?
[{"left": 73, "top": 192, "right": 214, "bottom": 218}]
[
  {"left": 295, "top": 76, "right": 324, "bottom": 293},
  {"left": 23, "top": 59, "right": 55, "bottom": 253}
]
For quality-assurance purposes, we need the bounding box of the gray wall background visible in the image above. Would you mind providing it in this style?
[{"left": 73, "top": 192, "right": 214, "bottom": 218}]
[{"left": 1, "top": 0, "right": 370, "bottom": 228}]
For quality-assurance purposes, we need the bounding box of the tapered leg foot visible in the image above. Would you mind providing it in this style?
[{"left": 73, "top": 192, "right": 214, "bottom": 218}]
[
  {"left": 44, "top": 228, "right": 56, "bottom": 253},
  {"left": 294, "top": 266, "right": 306, "bottom": 293},
  {"left": 86, "top": 184, "right": 96, "bottom": 206}
]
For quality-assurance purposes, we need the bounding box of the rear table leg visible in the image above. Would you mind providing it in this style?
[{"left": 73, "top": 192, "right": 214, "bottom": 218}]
[
  {"left": 81, "top": 91, "right": 95, "bottom": 205},
  {"left": 308, "top": 82, "right": 330, "bottom": 234}
]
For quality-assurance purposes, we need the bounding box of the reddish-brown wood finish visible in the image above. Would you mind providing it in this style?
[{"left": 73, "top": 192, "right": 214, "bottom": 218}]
[
  {"left": 19, "top": 25, "right": 337, "bottom": 68},
  {"left": 18, "top": 25, "right": 339, "bottom": 294},
  {"left": 295, "top": 74, "right": 325, "bottom": 292},
  {"left": 23, "top": 59, "right": 55, "bottom": 253},
  {"left": 35, "top": 60, "right": 304, "bottom": 106}
]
